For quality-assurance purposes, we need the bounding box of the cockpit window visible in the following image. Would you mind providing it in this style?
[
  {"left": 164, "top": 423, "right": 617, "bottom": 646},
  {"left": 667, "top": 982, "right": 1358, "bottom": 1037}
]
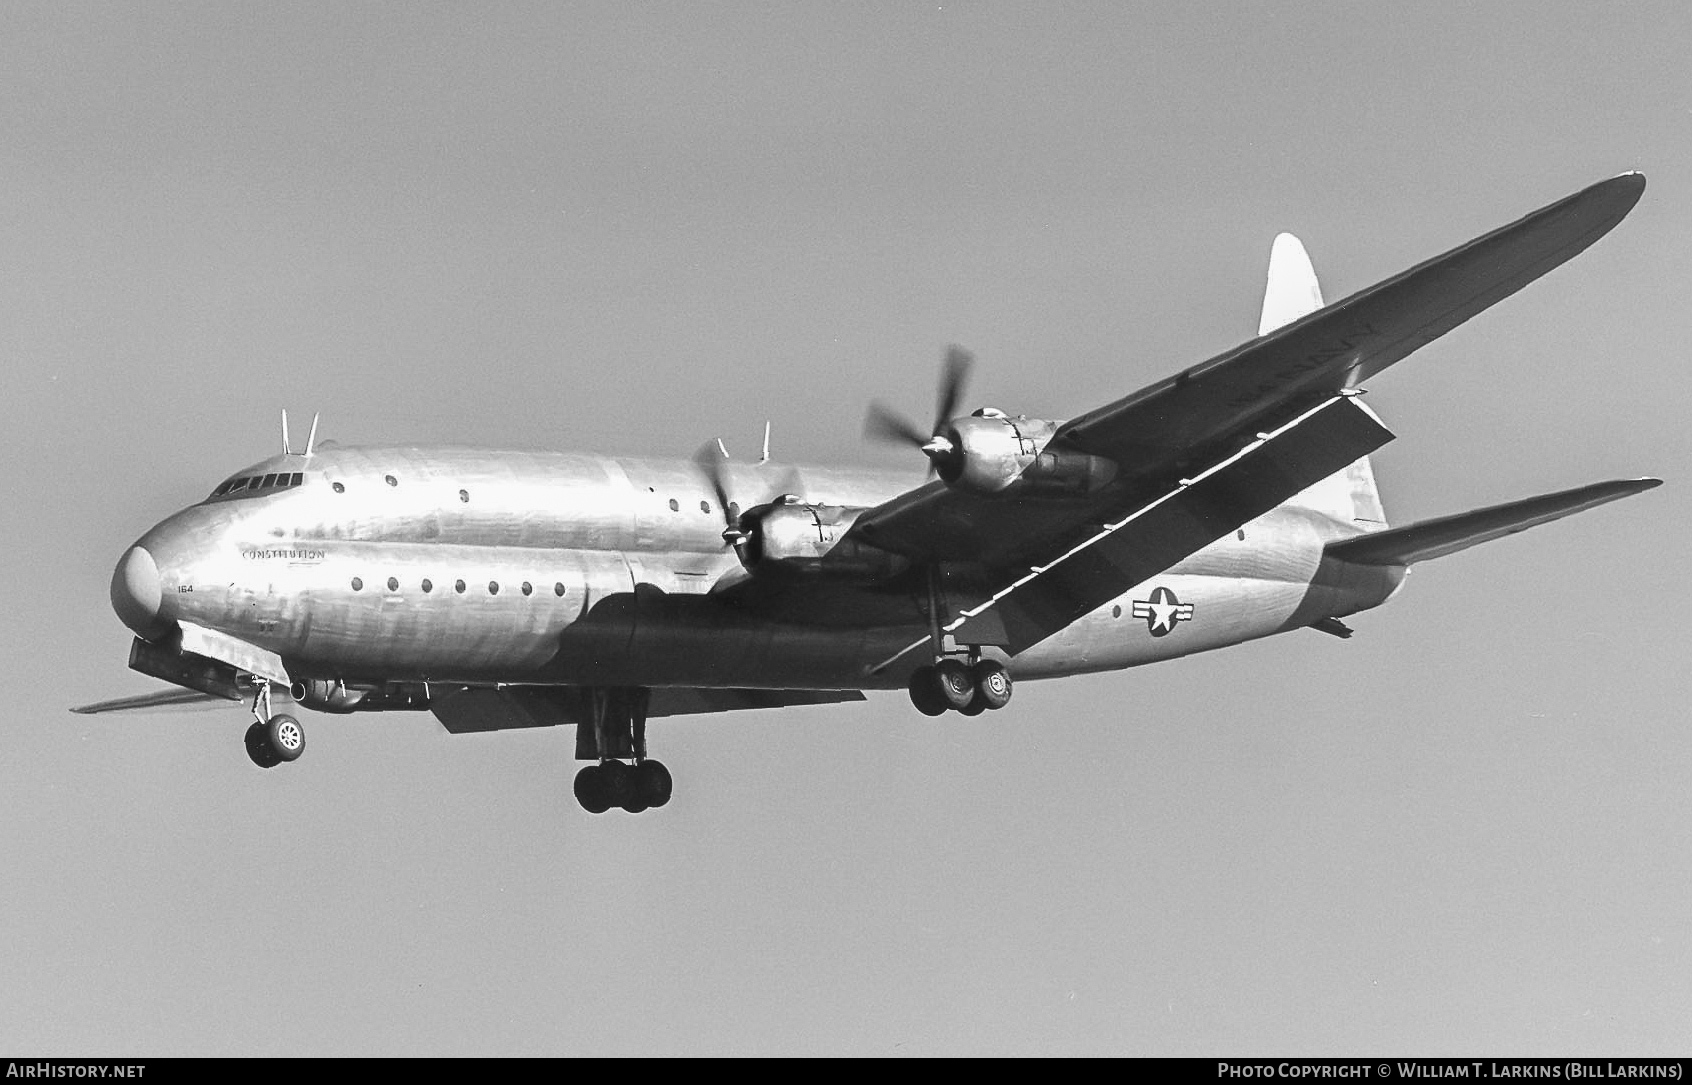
[{"left": 204, "top": 471, "right": 306, "bottom": 503}]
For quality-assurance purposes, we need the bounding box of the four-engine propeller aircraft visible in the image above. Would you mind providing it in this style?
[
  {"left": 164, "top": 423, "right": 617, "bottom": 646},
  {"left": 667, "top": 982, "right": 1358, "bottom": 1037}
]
[{"left": 76, "top": 173, "right": 1661, "bottom": 814}]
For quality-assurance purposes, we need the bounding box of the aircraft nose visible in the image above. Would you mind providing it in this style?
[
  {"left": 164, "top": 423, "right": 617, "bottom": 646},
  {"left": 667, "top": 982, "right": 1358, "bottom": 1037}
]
[{"left": 111, "top": 546, "right": 171, "bottom": 641}]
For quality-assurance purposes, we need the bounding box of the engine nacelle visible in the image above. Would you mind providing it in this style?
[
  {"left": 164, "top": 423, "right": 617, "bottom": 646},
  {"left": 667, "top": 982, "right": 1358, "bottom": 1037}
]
[
  {"left": 935, "top": 412, "right": 1118, "bottom": 496},
  {"left": 936, "top": 414, "right": 1028, "bottom": 493},
  {"left": 1018, "top": 447, "right": 1120, "bottom": 495},
  {"left": 290, "top": 679, "right": 431, "bottom": 714},
  {"left": 739, "top": 499, "right": 908, "bottom": 578}
]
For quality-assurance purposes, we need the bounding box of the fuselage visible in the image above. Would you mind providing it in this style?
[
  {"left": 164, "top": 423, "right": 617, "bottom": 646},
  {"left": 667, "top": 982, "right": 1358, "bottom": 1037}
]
[{"left": 112, "top": 444, "right": 1405, "bottom": 693}]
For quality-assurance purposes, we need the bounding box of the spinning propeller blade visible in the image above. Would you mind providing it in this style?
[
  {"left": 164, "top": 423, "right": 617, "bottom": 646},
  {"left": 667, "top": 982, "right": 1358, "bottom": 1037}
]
[
  {"left": 862, "top": 345, "right": 973, "bottom": 475},
  {"left": 692, "top": 440, "right": 744, "bottom": 545}
]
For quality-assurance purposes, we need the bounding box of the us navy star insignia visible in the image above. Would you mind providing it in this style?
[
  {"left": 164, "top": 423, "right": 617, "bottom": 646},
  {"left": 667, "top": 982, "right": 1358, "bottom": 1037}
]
[{"left": 1131, "top": 586, "right": 1194, "bottom": 637}]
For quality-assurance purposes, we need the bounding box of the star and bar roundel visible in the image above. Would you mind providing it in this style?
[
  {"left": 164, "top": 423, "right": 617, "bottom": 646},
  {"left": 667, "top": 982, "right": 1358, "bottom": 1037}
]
[{"left": 1130, "top": 586, "right": 1194, "bottom": 637}]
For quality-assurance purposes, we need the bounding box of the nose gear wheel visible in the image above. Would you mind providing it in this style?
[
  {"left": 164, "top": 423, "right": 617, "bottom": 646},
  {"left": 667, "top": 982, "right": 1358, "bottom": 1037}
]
[{"left": 243, "top": 677, "right": 308, "bottom": 768}]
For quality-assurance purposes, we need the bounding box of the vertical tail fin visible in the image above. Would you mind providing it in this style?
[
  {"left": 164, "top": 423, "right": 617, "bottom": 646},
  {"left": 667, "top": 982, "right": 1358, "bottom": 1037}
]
[
  {"left": 1294, "top": 454, "right": 1388, "bottom": 527},
  {"left": 1260, "top": 233, "right": 1388, "bottom": 528},
  {"left": 1259, "top": 233, "right": 1324, "bottom": 335}
]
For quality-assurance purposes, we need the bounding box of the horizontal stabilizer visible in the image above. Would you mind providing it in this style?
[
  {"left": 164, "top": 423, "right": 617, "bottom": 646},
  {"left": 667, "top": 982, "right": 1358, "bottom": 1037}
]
[{"left": 1325, "top": 478, "right": 1661, "bottom": 566}]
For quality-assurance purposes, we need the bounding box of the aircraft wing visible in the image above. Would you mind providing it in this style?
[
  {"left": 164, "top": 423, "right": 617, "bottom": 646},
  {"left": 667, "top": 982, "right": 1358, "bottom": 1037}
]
[
  {"left": 1050, "top": 173, "right": 1645, "bottom": 465},
  {"left": 71, "top": 688, "right": 235, "bottom": 714},
  {"left": 430, "top": 685, "right": 865, "bottom": 733},
  {"left": 866, "top": 392, "right": 1394, "bottom": 669},
  {"left": 849, "top": 173, "right": 1645, "bottom": 565}
]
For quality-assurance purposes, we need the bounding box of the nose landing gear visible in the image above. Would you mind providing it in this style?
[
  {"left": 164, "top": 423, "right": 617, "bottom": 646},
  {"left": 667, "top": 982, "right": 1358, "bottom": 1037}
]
[
  {"left": 573, "top": 687, "right": 671, "bottom": 814},
  {"left": 243, "top": 678, "right": 306, "bottom": 769}
]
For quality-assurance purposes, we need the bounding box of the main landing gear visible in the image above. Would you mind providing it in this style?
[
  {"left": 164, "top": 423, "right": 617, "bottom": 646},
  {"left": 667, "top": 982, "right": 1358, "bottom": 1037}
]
[
  {"left": 907, "top": 564, "right": 1013, "bottom": 717},
  {"left": 573, "top": 686, "right": 672, "bottom": 815},
  {"left": 243, "top": 678, "right": 305, "bottom": 769},
  {"left": 908, "top": 657, "right": 1013, "bottom": 717}
]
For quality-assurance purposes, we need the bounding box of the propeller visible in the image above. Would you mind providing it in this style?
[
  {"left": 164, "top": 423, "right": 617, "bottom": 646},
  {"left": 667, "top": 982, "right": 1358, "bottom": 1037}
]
[
  {"left": 693, "top": 439, "right": 806, "bottom": 550},
  {"left": 863, "top": 345, "right": 973, "bottom": 474},
  {"left": 693, "top": 439, "right": 746, "bottom": 546}
]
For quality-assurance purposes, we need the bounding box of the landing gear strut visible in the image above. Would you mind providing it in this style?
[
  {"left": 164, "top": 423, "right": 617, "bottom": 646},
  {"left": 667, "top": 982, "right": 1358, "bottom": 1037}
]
[
  {"left": 907, "top": 563, "right": 1014, "bottom": 717},
  {"left": 573, "top": 687, "right": 671, "bottom": 814},
  {"left": 244, "top": 678, "right": 305, "bottom": 769},
  {"left": 908, "top": 657, "right": 1013, "bottom": 717}
]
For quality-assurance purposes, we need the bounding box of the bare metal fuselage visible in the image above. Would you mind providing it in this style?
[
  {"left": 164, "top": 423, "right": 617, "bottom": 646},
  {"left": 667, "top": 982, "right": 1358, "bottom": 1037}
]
[{"left": 122, "top": 445, "right": 1403, "bottom": 692}]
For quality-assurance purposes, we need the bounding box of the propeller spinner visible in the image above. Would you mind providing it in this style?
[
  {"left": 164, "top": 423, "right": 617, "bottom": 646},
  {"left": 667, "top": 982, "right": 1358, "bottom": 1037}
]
[{"left": 862, "top": 345, "right": 973, "bottom": 476}]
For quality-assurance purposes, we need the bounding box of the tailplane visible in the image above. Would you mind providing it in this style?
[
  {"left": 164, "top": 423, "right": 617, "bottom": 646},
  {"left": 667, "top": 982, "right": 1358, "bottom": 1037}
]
[
  {"left": 1325, "top": 478, "right": 1660, "bottom": 566},
  {"left": 1261, "top": 233, "right": 1388, "bottom": 528}
]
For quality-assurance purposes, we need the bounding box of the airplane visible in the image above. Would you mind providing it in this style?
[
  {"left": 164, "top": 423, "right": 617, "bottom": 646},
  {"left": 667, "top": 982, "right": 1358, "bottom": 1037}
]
[{"left": 75, "top": 173, "right": 1661, "bottom": 815}]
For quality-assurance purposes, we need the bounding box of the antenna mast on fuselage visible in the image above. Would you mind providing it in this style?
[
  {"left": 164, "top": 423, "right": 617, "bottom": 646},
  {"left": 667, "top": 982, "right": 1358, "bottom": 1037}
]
[{"left": 281, "top": 409, "right": 321, "bottom": 458}]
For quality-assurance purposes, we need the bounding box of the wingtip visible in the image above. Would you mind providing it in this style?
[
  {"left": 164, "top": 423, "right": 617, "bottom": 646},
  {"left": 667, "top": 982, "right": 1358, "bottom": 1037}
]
[
  {"left": 1598, "top": 171, "right": 1646, "bottom": 198},
  {"left": 1614, "top": 171, "right": 1647, "bottom": 196},
  {"left": 1601, "top": 476, "right": 1663, "bottom": 498},
  {"left": 1563, "top": 172, "right": 1647, "bottom": 230}
]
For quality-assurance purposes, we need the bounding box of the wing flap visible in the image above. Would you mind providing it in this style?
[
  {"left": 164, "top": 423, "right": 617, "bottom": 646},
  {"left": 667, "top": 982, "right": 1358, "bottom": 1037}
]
[
  {"left": 431, "top": 685, "right": 865, "bottom": 733},
  {"left": 1325, "top": 478, "right": 1661, "bottom": 566},
  {"left": 918, "top": 394, "right": 1394, "bottom": 658},
  {"left": 647, "top": 687, "right": 866, "bottom": 717}
]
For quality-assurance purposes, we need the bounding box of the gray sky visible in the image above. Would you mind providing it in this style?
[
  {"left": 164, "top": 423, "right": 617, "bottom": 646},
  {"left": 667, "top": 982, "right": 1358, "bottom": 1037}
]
[{"left": 3, "top": 2, "right": 1689, "bottom": 1055}]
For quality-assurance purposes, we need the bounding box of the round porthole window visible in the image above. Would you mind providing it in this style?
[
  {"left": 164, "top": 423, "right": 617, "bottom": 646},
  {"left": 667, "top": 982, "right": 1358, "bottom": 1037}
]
[
  {"left": 554, "top": 582, "right": 565, "bottom": 597},
  {"left": 385, "top": 474, "right": 398, "bottom": 487},
  {"left": 488, "top": 581, "right": 500, "bottom": 595},
  {"left": 332, "top": 482, "right": 345, "bottom": 494},
  {"left": 454, "top": 579, "right": 466, "bottom": 594},
  {"left": 387, "top": 577, "right": 399, "bottom": 592},
  {"left": 521, "top": 582, "right": 533, "bottom": 596},
  {"left": 459, "top": 489, "right": 469, "bottom": 503},
  {"left": 422, "top": 578, "right": 433, "bottom": 593},
  {"left": 351, "top": 577, "right": 363, "bottom": 591}
]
